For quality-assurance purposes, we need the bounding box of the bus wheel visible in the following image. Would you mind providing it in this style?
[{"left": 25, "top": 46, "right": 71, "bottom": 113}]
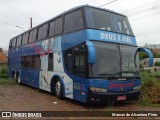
[
  {"left": 16, "top": 74, "right": 21, "bottom": 84},
  {"left": 55, "top": 80, "right": 63, "bottom": 99},
  {"left": 12, "top": 72, "right": 16, "bottom": 80}
]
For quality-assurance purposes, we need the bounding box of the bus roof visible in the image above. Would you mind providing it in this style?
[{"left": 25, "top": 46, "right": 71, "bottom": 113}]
[{"left": 10, "top": 5, "right": 127, "bottom": 40}]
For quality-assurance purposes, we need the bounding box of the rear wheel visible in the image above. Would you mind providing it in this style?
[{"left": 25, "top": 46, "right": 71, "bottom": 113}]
[
  {"left": 55, "top": 80, "right": 63, "bottom": 99},
  {"left": 16, "top": 74, "right": 21, "bottom": 84}
]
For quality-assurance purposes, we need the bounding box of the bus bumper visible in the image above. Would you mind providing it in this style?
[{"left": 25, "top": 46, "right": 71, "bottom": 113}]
[{"left": 87, "top": 90, "right": 140, "bottom": 104}]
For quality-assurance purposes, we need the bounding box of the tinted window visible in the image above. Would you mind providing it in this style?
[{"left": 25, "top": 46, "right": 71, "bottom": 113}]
[
  {"left": 12, "top": 38, "right": 17, "bottom": 47},
  {"left": 21, "top": 55, "right": 41, "bottom": 69},
  {"left": 16, "top": 36, "right": 22, "bottom": 47},
  {"left": 49, "top": 21, "right": 55, "bottom": 37},
  {"left": 64, "top": 44, "right": 87, "bottom": 77},
  {"left": 48, "top": 53, "right": 53, "bottom": 71},
  {"left": 41, "top": 24, "right": 48, "bottom": 39},
  {"left": 65, "top": 50, "right": 73, "bottom": 73},
  {"left": 29, "top": 29, "right": 37, "bottom": 42},
  {"left": 22, "top": 33, "right": 29, "bottom": 45},
  {"left": 38, "top": 24, "right": 48, "bottom": 40},
  {"left": 38, "top": 26, "right": 43, "bottom": 40},
  {"left": 64, "top": 10, "right": 83, "bottom": 32},
  {"left": 90, "top": 41, "right": 121, "bottom": 77},
  {"left": 55, "top": 18, "right": 63, "bottom": 35},
  {"left": 85, "top": 7, "right": 134, "bottom": 35},
  {"left": 9, "top": 40, "right": 12, "bottom": 48}
]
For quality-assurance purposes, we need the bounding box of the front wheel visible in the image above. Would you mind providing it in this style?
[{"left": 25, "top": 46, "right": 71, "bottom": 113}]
[{"left": 55, "top": 80, "right": 63, "bottom": 99}]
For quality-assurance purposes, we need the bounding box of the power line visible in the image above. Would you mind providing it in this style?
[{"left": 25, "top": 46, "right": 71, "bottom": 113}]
[
  {"left": 127, "top": 5, "right": 160, "bottom": 17},
  {"left": 0, "top": 18, "right": 17, "bottom": 27},
  {"left": 99, "top": 0, "right": 118, "bottom": 7},
  {"left": 122, "top": 0, "right": 160, "bottom": 13},
  {"left": 0, "top": 18, "right": 25, "bottom": 31},
  {"left": 130, "top": 10, "right": 160, "bottom": 22}
]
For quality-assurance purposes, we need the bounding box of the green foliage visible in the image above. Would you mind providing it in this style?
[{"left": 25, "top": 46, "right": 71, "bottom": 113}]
[
  {"left": 139, "top": 52, "right": 148, "bottom": 60},
  {"left": 153, "top": 53, "right": 160, "bottom": 58},
  {"left": 140, "top": 71, "right": 160, "bottom": 104},
  {"left": 154, "top": 61, "right": 160, "bottom": 66},
  {"left": 0, "top": 78, "right": 16, "bottom": 85},
  {"left": 0, "top": 64, "right": 16, "bottom": 85},
  {"left": 0, "top": 67, "right": 8, "bottom": 78},
  {"left": 152, "top": 71, "right": 160, "bottom": 77}
]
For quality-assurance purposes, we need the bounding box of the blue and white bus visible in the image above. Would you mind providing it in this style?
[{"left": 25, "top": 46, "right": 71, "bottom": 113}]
[{"left": 8, "top": 5, "right": 153, "bottom": 104}]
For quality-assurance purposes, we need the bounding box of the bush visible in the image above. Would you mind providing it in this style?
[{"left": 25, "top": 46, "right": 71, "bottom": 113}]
[
  {"left": 140, "top": 71, "right": 160, "bottom": 104},
  {"left": 139, "top": 52, "right": 148, "bottom": 60},
  {"left": 153, "top": 53, "right": 160, "bottom": 58},
  {"left": 154, "top": 61, "right": 160, "bottom": 66},
  {"left": 0, "top": 67, "right": 8, "bottom": 78}
]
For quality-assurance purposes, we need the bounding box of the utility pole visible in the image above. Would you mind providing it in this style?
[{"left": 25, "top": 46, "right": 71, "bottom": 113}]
[{"left": 30, "top": 17, "right": 32, "bottom": 28}]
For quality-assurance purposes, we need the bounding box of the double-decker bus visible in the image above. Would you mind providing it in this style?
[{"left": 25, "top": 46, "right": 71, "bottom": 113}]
[{"left": 8, "top": 5, "right": 153, "bottom": 104}]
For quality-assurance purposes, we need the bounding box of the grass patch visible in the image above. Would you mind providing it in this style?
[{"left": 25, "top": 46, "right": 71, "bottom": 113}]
[
  {"left": 0, "top": 63, "right": 16, "bottom": 85},
  {"left": 0, "top": 78, "right": 16, "bottom": 85},
  {"left": 152, "top": 71, "right": 160, "bottom": 77},
  {"left": 139, "top": 71, "right": 160, "bottom": 105}
]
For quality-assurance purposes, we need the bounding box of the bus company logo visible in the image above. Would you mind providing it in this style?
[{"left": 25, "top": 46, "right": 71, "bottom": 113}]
[
  {"left": 108, "top": 82, "right": 134, "bottom": 89},
  {"left": 2, "top": 112, "right": 11, "bottom": 117}
]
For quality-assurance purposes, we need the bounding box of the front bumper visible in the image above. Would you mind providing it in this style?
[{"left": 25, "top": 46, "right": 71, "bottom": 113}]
[{"left": 87, "top": 90, "right": 140, "bottom": 104}]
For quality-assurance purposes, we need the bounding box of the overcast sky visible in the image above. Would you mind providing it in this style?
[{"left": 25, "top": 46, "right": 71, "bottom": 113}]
[{"left": 0, "top": 0, "right": 160, "bottom": 50}]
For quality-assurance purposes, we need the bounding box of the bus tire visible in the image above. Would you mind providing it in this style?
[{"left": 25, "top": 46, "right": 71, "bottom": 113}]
[
  {"left": 55, "top": 80, "right": 63, "bottom": 99},
  {"left": 12, "top": 72, "right": 16, "bottom": 80},
  {"left": 16, "top": 73, "right": 21, "bottom": 84}
]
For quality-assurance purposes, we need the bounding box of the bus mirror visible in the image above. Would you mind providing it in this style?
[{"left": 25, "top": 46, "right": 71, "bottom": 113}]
[
  {"left": 86, "top": 41, "right": 96, "bottom": 64},
  {"left": 138, "top": 47, "right": 153, "bottom": 66}
]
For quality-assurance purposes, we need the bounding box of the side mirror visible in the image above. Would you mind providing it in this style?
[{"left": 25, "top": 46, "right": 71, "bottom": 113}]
[
  {"left": 86, "top": 41, "right": 96, "bottom": 64},
  {"left": 138, "top": 48, "right": 153, "bottom": 66}
]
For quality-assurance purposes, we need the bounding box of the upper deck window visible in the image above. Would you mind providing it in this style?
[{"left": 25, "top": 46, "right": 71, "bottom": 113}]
[
  {"left": 16, "top": 36, "right": 22, "bottom": 47},
  {"left": 29, "top": 28, "right": 37, "bottom": 42},
  {"left": 49, "top": 20, "right": 55, "bottom": 37},
  {"left": 54, "top": 17, "right": 63, "bottom": 35},
  {"left": 22, "top": 32, "right": 29, "bottom": 45},
  {"left": 85, "top": 7, "right": 134, "bottom": 36},
  {"left": 38, "top": 23, "right": 48, "bottom": 40},
  {"left": 12, "top": 38, "right": 17, "bottom": 47},
  {"left": 9, "top": 40, "right": 12, "bottom": 48},
  {"left": 64, "top": 10, "right": 83, "bottom": 33}
]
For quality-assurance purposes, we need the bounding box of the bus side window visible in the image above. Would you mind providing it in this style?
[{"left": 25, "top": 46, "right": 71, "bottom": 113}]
[
  {"left": 16, "top": 36, "right": 22, "bottom": 47},
  {"left": 64, "top": 50, "right": 73, "bottom": 73},
  {"left": 54, "top": 17, "right": 63, "bottom": 35},
  {"left": 48, "top": 53, "right": 53, "bottom": 71},
  {"left": 64, "top": 44, "right": 87, "bottom": 77},
  {"left": 22, "top": 32, "right": 29, "bottom": 45},
  {"left": 9, "top": 40, "right": 12, "bottom": 49},
  {"left": 74, "top": 45, "right": 86, "bottom": 77},
  {"left": 49, "top": 21, "right": 55, "bottom": 37},
  {"left": 12, "top": 38, "right": 17, "bottom": 48},
  {"left": 29, "top": 28, "right": 37, "bottom": 42}
]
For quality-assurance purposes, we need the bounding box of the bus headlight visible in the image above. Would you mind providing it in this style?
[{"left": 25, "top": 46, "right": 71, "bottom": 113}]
[
  {"left": 90, "top": 87, "right": 108, "bottom": 93},
  {"left": 133, "top": 85, "right": 141, "bottom": 91}
]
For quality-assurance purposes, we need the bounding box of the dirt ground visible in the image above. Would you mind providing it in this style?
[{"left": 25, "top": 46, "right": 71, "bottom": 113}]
[{"left": 0, "top": 84, "right": 159, "bottom": 119}]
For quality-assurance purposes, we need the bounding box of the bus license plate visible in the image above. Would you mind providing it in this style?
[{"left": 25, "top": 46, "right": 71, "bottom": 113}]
[{"left": 117, "top": 96, "right": 126, "bottom": 100}]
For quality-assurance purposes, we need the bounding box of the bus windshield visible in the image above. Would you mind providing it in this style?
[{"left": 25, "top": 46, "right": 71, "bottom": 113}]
[
  {"left": 89, "top": 41, "right": 139, "bottom": 78},
  {"left": 85, "top": 7, "right": 134, "bottom": 36}
]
